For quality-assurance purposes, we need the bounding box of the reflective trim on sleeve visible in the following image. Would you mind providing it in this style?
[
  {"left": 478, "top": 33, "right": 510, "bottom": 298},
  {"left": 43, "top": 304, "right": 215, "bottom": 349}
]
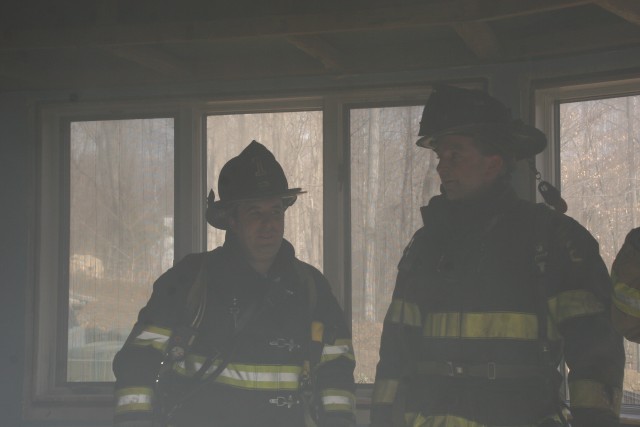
[
  {"left": 547, "top": 290, "right": 606, "bottom": 324},
  {"left": 320, "top": 339, "right": 355, "bottom": 363},
  {"left": 372, "top": 379, "right": 399, "bottom": 404},
  {"left": 613, "top": 281, "right": 640, "bottom": 318},
  {"left": 320, "top": 388, "right": 355, "bottom": 413},
  {"left": 131, "top": 325, "right": 172, "bottom": 352},
  {"left": 386, "top": 299, "right": 422, "bottom": 327},
  {"left": 213, "top": 363, "right": 302, "bottom": 390},
  {"left": 424, "top": 312, "right": 538, "bottom": 340},
  {"left": 115, "top": 386, "right": 154, "bottom": 415},
  {"left": 569, "top": 380, "right": 622, "bottom": 416},
  {"left": 405, "top": 411, "right": 421, "bottom": 426}
]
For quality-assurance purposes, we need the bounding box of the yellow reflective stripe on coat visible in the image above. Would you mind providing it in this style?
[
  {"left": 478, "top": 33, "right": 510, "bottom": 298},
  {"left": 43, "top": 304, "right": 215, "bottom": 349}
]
[
  {"left": 408, "top": 413, "right": 558, "bottom": 427},
  {"left": 613, "top": 281, "right": 640, "bottom": 318},
  {"left": 569, "top": 379, "right": 622, "bottom": 416},
  {"left": 115, "top": 386, "right": 154, "bottom": 414},
  {"left": 547, "top": 289, "right": 605, "bottom": 324},
  {"left": 320, "top": 388, "right": 355, "bottom": 413},
  {"left": 213, "top": 363, "right": 302, "bottom": 390},
  {"left": 386, "top": 299, "right": 421, "bottom": 327},
  {"left": 372, "top": 378, "right": 399, "bottom": 404},
  {"left": 320, "top": 339, "right": 355, "bottom": 363},
  {"left": 131, "top": 325, "right": 171, "bottom": 352},
  {"left": 422, "top": 312, "right": 560, "bottom": 340}
]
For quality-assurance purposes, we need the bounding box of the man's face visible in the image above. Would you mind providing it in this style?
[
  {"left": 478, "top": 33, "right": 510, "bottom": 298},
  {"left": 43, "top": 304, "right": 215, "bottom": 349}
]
[
  {"left": 434, "top": 134, "right": 504, "bottom": 201},
  {"left": 229, "top": 197, "right": 285, "bottom": 267}
]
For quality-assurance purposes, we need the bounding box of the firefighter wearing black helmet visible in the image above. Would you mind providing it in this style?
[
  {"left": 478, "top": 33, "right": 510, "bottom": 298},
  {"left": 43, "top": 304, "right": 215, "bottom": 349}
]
[
  {"left": 113, "top": 141, "right": 356, "bottom": 427},
  {"left": 371, "top": 85, "right": 624, "bottom": 427}
]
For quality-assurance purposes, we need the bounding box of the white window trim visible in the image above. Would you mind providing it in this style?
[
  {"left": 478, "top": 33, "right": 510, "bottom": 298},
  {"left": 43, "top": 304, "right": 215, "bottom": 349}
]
[
  {"left": 26, "top": 101, "right": 193, "bottom": 420},
  {"left": 25, "top": 85, "right": 443, "bottom": 421},
  {"left": 534, "top": 77, "right": 640, "bottom": 193}
]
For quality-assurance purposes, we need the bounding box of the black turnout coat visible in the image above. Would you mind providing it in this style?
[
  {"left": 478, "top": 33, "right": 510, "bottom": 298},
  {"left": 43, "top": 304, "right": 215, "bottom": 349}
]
[{"left": 113, "top": 235, "right": 356, "bottom": 427}]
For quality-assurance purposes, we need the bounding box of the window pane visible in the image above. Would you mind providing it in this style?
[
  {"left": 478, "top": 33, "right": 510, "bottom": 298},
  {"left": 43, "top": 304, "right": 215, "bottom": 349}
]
[
  {"left": 206, "top": 112, "right": 323, "bottom": 269},
  {"left": 350, "top": 106, "right": 440, "bottom": 383},
  {"left": 560, "top": 95, "right": 640, "bottom": 404},
  {"left": 68, "top": 119, "right": 174, "bottom": 382}
]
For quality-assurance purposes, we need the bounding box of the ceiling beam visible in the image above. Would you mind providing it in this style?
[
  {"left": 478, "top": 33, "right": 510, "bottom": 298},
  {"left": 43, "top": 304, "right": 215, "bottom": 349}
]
[
  {"left": 286, "top": 35, "right": 345, "bottom": 71},
  {"left": 596, "top": 0, "right": 640, "bottom": 25},
  {"left": 504, "top": 21, "right": 640, "bottom": 58},
  {"left": 452, "top": 22, "right": 502, "bottom": 60},
  {"left": 0, "top": 0, "right": 593, "bottom": 51}
]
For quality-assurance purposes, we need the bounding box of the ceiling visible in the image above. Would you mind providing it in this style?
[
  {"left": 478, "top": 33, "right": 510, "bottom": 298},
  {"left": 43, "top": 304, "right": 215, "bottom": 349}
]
[{"left": 1, "top": 0, "right": 640, "bottom": 94}]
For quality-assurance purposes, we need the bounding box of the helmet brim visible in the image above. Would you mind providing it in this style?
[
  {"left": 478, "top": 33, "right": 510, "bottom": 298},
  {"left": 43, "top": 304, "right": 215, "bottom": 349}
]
[
  {"left": 416, "top": 122, "right": 546, "bottom": 160},
  {"left": 207, "top": 188, "right": 305, "bottom": 230}
]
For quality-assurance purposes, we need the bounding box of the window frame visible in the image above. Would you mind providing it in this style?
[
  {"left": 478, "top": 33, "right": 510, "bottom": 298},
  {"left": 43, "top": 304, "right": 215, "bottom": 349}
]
[
  {"left": 27, "top": 102, "right": 189, "bottom": 420},
  {"left": 26, "top": 85, "right": 446, "bottom": 421},
  {"left": 535, "top": 76, "right": 640, "bottom": 423}
]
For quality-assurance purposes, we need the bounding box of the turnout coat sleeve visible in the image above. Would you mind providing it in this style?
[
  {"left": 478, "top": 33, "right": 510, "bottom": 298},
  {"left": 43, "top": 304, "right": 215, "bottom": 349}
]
[
  {"left": 112, "top": 253, "right": 203, "bottom": 426},
  {"left": 611, "top": 227, "right": 640, "bottom": 342},
  {"left": 370, "top": 229, "right": 425, "bottom": 427},
  {"left": 547, "top": 214, "right": 625, "bottom": 427},
  {"left": 304, "top": 264, "right": 357, "bottom": 427}
]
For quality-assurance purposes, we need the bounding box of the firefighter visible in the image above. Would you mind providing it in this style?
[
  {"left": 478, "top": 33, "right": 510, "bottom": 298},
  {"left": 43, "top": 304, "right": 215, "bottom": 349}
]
[
  {"left": 113, "top": 141, "right": 356, "bottom": 427},
  {"left": 612, "top": 227, "right": 640, "bottom": 342},
  {"left": 371, "top": 85, "right": 624, "bottom": 427}
]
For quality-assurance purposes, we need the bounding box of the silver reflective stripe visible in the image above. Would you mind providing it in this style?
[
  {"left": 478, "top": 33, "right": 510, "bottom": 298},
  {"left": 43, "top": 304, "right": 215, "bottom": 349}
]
[
  {"left": 323, "top": 344, "right": 351, "bottom": 356},
  {"left": 214, "top": 364, "right": 302, "bottom": 390},
  {"left": 117, "top": 393, "right": 153, "bottom": 407},
  {"left": 322, "top": 395, "right": 352, "bottom": 406},
  {"left": 136, "top": 330, "right": 170, "bottom": 343},
  {"left": 220, "top": 368, "right": 299, "bottom": 383}
]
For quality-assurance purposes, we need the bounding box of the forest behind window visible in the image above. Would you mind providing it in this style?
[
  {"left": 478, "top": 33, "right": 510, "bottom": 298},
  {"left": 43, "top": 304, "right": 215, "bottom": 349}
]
[{"left": 68, "top": 118, "right": 174, "bottom": 382}]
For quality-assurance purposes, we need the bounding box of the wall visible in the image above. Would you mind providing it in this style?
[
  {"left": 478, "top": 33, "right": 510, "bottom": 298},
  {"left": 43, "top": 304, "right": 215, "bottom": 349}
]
[{"left": 1, "top": 94, "right": 30, "bottom": 426}]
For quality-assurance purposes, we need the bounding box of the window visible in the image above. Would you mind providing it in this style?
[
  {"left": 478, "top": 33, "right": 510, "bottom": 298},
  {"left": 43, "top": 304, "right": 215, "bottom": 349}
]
[
  {"left": 536, "top": 78, "right": 640, "bottom": 415},
  {"left": 28, "top": 88, "right": 435, "bottom": 420},
  {"left": 68, "top": 119, "right": 174, "bottom": 382}
]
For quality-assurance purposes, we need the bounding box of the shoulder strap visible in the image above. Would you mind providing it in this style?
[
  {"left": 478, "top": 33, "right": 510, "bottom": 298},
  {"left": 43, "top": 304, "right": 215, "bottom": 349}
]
[
  {"left": 185, "top": 249, "right": 223, "bottom": 329},
  {"left": 293, "top": 259, "right": 318, "bottom": 315}
]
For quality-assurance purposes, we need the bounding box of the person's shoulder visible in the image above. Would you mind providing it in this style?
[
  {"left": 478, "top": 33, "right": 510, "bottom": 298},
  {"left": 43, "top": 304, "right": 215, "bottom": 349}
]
[
  {"left": 171, "top": 249, "right": 221, "bottom": 271},
  {"left": 625, "top": 227, "right": 640, "bottom": 250},
  {"left": 292, "top": 258, "right": 328, "bottom": 286},
  {"left": 155, "top": 249, "right": 221, "bottom": 286}
]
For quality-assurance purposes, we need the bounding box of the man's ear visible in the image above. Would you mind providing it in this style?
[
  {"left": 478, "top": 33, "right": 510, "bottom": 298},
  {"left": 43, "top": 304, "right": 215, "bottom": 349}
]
[
  {"left": 227, "top": 210, "right": 238, "bottom": 233},
  {"left": 486, "top": 154, "right": 505, "bottom": 179}
]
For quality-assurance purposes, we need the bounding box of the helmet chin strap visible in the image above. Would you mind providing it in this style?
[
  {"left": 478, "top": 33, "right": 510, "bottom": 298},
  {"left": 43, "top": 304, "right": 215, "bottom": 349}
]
[{"left": 528, "top": 159, "right": 568, "bottom": 213}]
